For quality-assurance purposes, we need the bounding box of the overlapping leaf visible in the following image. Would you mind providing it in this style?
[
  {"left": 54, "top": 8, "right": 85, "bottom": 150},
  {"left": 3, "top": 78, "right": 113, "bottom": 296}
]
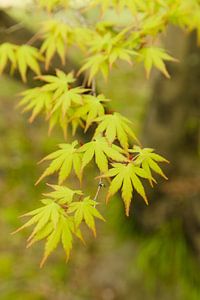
[
  {"left": 79, "top": 136, "right": 127, "bottom": 173},
  {"left": 78, "top": 31, "right": 137, "bottom": 84},
  {"left": 130, "top": 146, "right": 169, "bottom": 182},
  {"left": 68, "top": 196, "right": 105, "bottom": 236},
  {"left": 94, "top": 112, "right": 139, "bottom": 151},
  {"left": 40, "top": 20, "right": 72, "bottom": 69},
  {"left": 138, "top": 47, "right": 177, "bottom": 79},
  {"left": 38, "top": 70, "right": 87, "bottom": 116},
  {"left": 36, "top": 140, "right": 83, "bottom": 184},
  {"left": 43, "top": 184, "right": 82, "bottom": 204},
  {"left": 13, "top": 185, "right": 84, "bottom": 266},
  {"left": 50, "top": 86, "right": 87, "bottom": 117},
  {"left": 0, "top": 43, "right": 43, "bottom": 82},
  {"left": 40, "top": 215, "right": 73, "bottom": 267},
  {"left": 38, "top": 69, "right": 75, "bottom": 94},
  {"left": 16, "top": 45, "right": 44, "bottom": 82},
  {"left": 101, "top": 162, "right": 152, "bottom": 216},
  {"left": 72, "top": 94, "right": 109, "bottom": 131},
  {"left": 0, "top": 43, "right": 17, "bottom": 74},
  {"left": 18, "top": 88, "right": 53, "bottom": 122}
]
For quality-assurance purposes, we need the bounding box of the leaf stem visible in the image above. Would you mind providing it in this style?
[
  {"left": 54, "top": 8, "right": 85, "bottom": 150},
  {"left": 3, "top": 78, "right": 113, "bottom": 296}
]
[
  {"left": 94, "top": 178, "right": 103, "bottom": 204},
  {"left": 91, "top": 79, "right": 96, "bottom": 96}
]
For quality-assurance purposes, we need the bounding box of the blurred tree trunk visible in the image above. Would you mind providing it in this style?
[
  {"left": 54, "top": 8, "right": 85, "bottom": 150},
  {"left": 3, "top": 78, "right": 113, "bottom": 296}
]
[{"left": 134, "top": 28, "right": 200, "bottom": 257}]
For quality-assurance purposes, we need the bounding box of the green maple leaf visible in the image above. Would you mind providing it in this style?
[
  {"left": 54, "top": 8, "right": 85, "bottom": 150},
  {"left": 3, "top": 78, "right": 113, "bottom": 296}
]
[
  {"left": 13, "top": 184, "right": 84, "bottom": 267},
  {"left": 13, "top": 198, "right": 63, "bottom": 241},
  {"left": 38, "top": 69, "right": 75, "bottom": 94},
  {"left": 130, "top": 146, "right": 169, "bottom": 182},
  {"left": 38, "top": 70, "right": 87, "bottom": 116},
  {"left": 78, "top": 53, "right": 108, "bottom": 84},
  {"left": 50, "top": 86, "right": 87, "bottom": 117},
  {"left": 0, "top": 43, "right": 17, "bottom": 74},
  {"left": 94, "top": 112, "right": 139, "bottom": 151},
  {"left": 40, "top": 20, "right": 72, "bottom": 69},
  {"left": 43, "top": 184, "right": 82, "bottom": 205},
  {"left": 78, "top": 28, "right": 137, "bottom": 83},
  {"left": 68, "top": 196, "right": 105, "bottom": 236},
  {"left": 72, "top": 94, "right": 109, "bottom": 131},
  {"left": 138, "top": 47, "right": 177, "bottom": 79},
  {"left": 79, "top": 136, "right": 127, "bottom": 173},
  {"left": 108, "top": 47, "right": 137, "bottom": 67},
  {"left": 18, "top": 70, "right": 81, "bottom": 127},
  {"left": 36, "top": 140, "right": 83, "bottom": 185},
  {"left": 18, "top": 88, "right": 53, "bottom": 122},
  {"left": 101, "top": 162, "right": 152, "bottom": 216},
  {"left": 40, "top": 215, "right": 73, "bottom": 267},
  {"left": 16, "top": 45, "right": 44, "bottom": 82}
]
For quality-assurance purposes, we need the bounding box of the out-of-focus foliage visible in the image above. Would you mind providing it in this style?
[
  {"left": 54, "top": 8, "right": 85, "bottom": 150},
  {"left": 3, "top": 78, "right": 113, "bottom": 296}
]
[
  {"left": 0, "top": 43, "right": 43, "bottom": 82},
  {"left": 137, "top": 221, "right": 200, "bottom": 300}
]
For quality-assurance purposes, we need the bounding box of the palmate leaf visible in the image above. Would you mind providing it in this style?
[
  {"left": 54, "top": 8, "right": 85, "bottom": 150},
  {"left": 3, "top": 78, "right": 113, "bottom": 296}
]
[
  {"left": 43, "top": 184, "right": 82, "bottom": 205},
  {"left": 18, "top": 70, "right": 77, "bottom": 125},
  {"left": 72, "top": 94, "right": 109, "bottom": 131},
  {"left": 94, "top": 112, "right": 139, "bottom": 151},
  {"left": 130, "top": 145, "right": 169, "bottom": 182},
  {"left": 38, "top": 69, "right": 75, "bottom": 94},
  {"left": 78, "top": 136, "right": 127, "bottom": 173},
  {"left": 138, "top": 47, "right": 177, "bottom": 79},
  {"left": 68, "top": 196, "right": 105, "bottom": 236},
  {"left": 78, "top": 30, "right": 137, "bottom": 83},
  {"left": 13, "top": 198, "right": 63, "bottom": 239},
  {"left": 36, "top": 70, "right": 87, "bottom": 133},
  {"left": 101, "top": 162, "right": 152, "bottom": 216},
  {"left": 40, "top": 215, "right": 73, "bottom": 267},
  {"left": 38, "top": 70, "right": 88, "bottom": 116},
  {"left": 0, "top": 43, "right": 17, "bottom": 74},
  {"left": 108, "top": 47, "right": 137, "bottom": 67},
  {"left": 48, "top": 107, "right": 84, "bottom": 138},
  {"left": 18, "top": 88, "right": 53, "bottom": 122},
  {"left": 16, "top": 45, "right": 44, "bottom": 82},
  {"left": 50, "top": 86, "right": 87, "bottom": 117},
  {"left": 78, "top": 53, "right": 108, "bottom": 85},
  {"left": 39, "top": 213, "right": 84, "bottom": 267},
  {"left": 40, "top": 20, "right": 72, "bottom": 69},
  {"left": 13, "top": 185, "right": 84, "bottom": 267},
  {"left": 36, "top": 140, "right": 82, "bottom": 185}
]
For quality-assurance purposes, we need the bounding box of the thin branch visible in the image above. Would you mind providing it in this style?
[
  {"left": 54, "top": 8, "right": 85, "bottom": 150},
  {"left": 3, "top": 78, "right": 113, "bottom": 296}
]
[
  {"left": 26, "top": 32, "right": 41, "bottom": 45},
  {"left": 94, "top": 178, "right": 104, "bottom": 203},
  {"left": 91, "top": 79, "right": 96, "bottom": 96},
  {"left": 3, "top": 22, "right": 24, "bottom": 33}
]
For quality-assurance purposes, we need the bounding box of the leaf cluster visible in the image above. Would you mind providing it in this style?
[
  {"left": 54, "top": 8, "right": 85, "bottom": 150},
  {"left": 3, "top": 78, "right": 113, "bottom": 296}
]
[
  {"left": 0, "top": 43, "right": 43, "bottom": 82},
  {"left": 7, "top": 0, "right": 197, "bottom": 266},
  {"left": 14, "top": 184, "right": 104, "bottom": 267}
]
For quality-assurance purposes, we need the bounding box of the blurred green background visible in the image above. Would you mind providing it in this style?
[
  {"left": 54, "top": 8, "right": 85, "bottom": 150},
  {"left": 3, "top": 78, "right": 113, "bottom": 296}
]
[{"left": 0, "top": 3, "right": 200, "bottom": 300}]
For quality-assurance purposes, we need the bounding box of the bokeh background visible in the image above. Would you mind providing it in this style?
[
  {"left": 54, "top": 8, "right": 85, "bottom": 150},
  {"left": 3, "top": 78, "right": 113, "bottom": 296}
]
[{"left": 0, "top": 1, "right": 200, "bottom": 300}]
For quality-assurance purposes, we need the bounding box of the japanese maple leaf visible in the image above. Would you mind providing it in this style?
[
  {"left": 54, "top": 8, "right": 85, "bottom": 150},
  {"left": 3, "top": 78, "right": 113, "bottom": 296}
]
[
  {"left": 129, "top": 145, "right": 169, "bottom": 183},
  {"left": 68, "top": 196, "right": 105, "bottom": 236},
  {"left": 79, "top": 136, "right": 127, "bottom": 173},
  {"left": 101, "top": 162, "right": 152, "bottom": 216},
  {"left": 36, "top": 140, "right": 82, "bottom": 185},
  {"left": 72, "top": 94, "right": 109, "bottom": 131},
  {"left": 94, "top": 112, "right": 139, "bottom": 151}
]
